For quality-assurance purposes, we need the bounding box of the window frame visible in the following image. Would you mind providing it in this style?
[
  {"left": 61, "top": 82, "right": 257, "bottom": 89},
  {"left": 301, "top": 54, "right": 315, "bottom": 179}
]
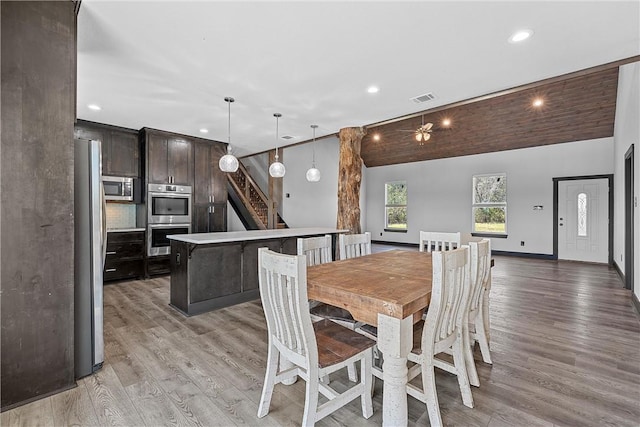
[
  {"left": 471, "top": 173, "right": 508, "bottom": 236},
  {"left": 384, "top": 180, "right": 408, "bottom": 232}
]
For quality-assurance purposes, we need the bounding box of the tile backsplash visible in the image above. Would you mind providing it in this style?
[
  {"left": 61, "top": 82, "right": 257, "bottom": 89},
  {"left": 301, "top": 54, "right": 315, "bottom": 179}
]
[{"left": 106, "top": 203, "right": 137, "bottom": 229}]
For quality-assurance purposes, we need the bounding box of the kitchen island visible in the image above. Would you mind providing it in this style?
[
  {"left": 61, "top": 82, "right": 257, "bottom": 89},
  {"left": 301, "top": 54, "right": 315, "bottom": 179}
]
[{"left": 168, "top": 227, "right": 347, "bottom": 316}]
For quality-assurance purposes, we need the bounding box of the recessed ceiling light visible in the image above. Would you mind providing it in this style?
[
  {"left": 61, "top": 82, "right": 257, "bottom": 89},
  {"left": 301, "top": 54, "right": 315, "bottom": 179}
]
[
  {"left": 367, "top": 86, "right": 379, "bottom": 94},
  {"left": 373, "top": 134, "right": 380, "bottom": 141},
  {"left": 508, "top": 29, "right": 533, "bottom": 43},
  {"left": 442, "top": 118, "right": 451, "bottom": 127},
  {"left": 199, "top": 128, "right": 209, "bottom": 133},
  {"left": 87, "top": 104, "right": 101, "bottom": 111},
  {"left": 533, "top": 98, "right": 544, "bottom": 107}
]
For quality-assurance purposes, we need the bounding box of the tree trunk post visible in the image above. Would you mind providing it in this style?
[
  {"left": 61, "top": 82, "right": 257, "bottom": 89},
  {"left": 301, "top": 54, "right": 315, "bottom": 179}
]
[{"left": 336, "top": 127, "right": 366, "bottom": 234}]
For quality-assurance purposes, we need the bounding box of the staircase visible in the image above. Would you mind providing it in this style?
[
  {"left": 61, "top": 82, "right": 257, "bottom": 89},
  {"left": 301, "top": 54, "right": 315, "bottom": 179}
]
[{"left": 227, "top": 162, "right": 288, "bottom": 230}]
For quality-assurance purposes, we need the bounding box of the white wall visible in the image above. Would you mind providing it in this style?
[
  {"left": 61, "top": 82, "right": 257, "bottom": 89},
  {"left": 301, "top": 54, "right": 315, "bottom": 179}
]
[
  {"left": 363, "top": 138, "right": 614, "bottom": 254},
  {"left": 241, "top": 153, "right": 269, "bottom": 196},
  {"left": 613, "top": 61, "right": 640, "bottom": 299},
  {"left": 281, "top": 136, "right": 341, "bottom": 228},
  {"left": 227, "top": 200, "right": 246, "bottom": 231}
]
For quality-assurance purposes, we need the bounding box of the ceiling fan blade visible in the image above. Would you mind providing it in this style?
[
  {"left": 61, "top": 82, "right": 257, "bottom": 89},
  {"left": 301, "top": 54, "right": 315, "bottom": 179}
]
[
  {"left": 424, "top": 122, "right": 433, "bottom": 131},
  {"left": 424, "top": 133, "right": 431, "bottom": 142}
]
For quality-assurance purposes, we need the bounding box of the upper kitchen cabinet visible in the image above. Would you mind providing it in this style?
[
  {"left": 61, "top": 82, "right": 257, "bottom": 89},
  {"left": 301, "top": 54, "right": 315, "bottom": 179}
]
[
  {"left": 142, "top": 128, "right": 193, "bottom": 186},
  {"left": 74, "top": 120, "right": 140, "bottom": 178},
  {"left": 193, "top": 140, "right": 228, "bottom": 205},
  {"left": 193, "top": 140, "right": 228, "bottom": 232}
]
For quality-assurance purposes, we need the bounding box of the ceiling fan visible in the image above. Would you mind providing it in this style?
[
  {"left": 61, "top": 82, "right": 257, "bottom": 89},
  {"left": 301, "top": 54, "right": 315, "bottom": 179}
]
[{"left": 399, "top": 115, "right": 434, "bottom": 145}]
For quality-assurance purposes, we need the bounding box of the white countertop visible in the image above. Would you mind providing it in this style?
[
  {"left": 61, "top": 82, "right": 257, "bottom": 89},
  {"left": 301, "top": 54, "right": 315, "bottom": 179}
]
[
  {"left": 167, "top": 227, "right": 349, "bottom": 244},
  {"left": 107, "top": 227, "right": 146, "bottom": 233}
]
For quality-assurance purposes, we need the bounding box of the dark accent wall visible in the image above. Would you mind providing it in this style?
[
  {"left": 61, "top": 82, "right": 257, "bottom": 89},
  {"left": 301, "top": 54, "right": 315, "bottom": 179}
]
[
  {"left": 362, "top": 68, "right": 620, "bottom": 167},
  {"left": 1, "top": 1, "right": 77, "bottom": 410}
]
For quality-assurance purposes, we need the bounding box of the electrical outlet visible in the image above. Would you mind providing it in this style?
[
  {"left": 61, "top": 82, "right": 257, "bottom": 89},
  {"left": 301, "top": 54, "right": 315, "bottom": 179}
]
[{"left": 520, "top": 241, "right": 525, "bottom": 246}]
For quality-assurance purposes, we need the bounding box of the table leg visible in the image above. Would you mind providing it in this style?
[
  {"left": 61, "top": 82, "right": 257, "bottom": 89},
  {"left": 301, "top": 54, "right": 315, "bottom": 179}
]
[{"left": 377, "top": 313, "right": 413, "bottom": 427}]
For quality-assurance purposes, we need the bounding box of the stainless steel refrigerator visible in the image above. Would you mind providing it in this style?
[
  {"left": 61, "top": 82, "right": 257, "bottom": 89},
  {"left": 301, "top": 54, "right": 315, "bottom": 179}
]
[{"left": 74, "top": 138, "right": 106, "bottom": 378}]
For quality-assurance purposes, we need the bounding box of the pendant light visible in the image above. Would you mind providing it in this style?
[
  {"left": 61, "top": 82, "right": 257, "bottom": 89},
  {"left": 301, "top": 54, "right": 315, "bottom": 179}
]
[
  {"left": 305, "top": 124, "right": 321, "bottom": 182},
  {"left": 219, "top": 96, "right": 239, "bottom": 173},
  {"left": 268, "top": 113, "right": 286, "bottom": 178}
]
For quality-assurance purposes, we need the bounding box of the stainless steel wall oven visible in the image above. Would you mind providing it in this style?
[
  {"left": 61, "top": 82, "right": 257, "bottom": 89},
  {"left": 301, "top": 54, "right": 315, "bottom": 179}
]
[
  {"left": 147, "top": 223, "right": 191, "bottom": 257},
  {"left": 148, "top": 183, "right": 192, "bottom": 224},
  {"left": 147, "top": 184, "right": 192, "bottom": 257}
]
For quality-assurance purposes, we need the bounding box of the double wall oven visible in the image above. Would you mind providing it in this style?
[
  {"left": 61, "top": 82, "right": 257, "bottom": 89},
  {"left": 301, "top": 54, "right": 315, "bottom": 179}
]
[{"left": 147, "top": 183, "right": 191, "bottom": 257}]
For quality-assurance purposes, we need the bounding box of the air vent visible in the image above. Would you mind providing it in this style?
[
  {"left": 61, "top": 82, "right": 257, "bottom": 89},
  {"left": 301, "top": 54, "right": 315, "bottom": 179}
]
[
  {"left": 281, "top": 135, "right": 295, "bottom": 140},
  {"left": 410, "top": 92, "right": 436, "bottom": 103}
]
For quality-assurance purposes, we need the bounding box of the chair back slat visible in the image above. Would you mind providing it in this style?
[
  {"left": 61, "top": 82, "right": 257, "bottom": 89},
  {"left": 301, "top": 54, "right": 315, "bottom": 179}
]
[
  {"left": 424, "top": 247, "right": 470, "bottom": 344},
  {"left": 468, "top": 239, "right": 491, "bottom": 313},
  {"left": 259, "top": 248, "right": 316, "bottom": 363},
  {"left": 339, "top": 232, "right": 372, "bottom": 260},
  {"left": 419, "top": 231, "right": 461, "bottom": 252},
  {"left": 297, "top": 235, "right": 332, "bottom": 266}
]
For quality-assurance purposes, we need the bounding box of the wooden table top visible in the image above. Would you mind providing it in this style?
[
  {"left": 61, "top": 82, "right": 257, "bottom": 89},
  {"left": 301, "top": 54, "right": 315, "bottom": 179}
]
[{"left": 307, "top": 250, "right": 433, "bottom": 326}]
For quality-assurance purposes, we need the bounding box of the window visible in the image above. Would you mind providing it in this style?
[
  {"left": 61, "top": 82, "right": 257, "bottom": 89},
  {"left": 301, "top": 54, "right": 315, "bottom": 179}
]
[
  {"left": 472, "top": 174, "right": 507, "bottom": 234},
  {"left": 385, "top": 181, "right": 407, "bottom": 230}
]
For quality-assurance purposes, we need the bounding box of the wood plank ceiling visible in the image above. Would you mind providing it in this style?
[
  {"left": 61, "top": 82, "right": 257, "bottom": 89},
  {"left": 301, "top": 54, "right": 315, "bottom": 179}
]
[{"left": 361, "top": 67, "right": 619, "bottom": 167}]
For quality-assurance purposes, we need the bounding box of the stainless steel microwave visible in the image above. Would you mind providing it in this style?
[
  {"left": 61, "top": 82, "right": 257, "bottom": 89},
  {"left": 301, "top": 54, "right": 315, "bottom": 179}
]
[{"left": 102, "top": 176, "right": 137, "bottom": 202}]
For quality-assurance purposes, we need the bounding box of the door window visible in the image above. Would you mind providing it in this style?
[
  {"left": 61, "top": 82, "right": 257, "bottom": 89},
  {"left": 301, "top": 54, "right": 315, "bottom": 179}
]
[{"left": 577, "top": 192, "right": 587, "bottom": 237}]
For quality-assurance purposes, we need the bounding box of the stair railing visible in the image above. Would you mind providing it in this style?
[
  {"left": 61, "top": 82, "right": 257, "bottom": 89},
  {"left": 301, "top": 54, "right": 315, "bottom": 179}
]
[{"left": 227, "top": 162, "right": 278, "bottom": 229}]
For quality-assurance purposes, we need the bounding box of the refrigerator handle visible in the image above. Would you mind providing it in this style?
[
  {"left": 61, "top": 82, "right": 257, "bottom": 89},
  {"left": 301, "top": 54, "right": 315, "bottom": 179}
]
[{"left": 101, "top": 182, "right": 107, "bottom": 268}]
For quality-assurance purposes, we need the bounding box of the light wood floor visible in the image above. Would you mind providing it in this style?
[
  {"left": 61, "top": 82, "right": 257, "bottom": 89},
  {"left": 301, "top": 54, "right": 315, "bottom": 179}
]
[{"left": 3, "top": 247, "right": 640, "bottom": 426}]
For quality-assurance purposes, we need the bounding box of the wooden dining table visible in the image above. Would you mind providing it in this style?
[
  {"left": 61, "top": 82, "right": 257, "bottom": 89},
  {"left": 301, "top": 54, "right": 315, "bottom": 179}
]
[{"left": 307, "top": 249, "right": 433, "bottom": 427}]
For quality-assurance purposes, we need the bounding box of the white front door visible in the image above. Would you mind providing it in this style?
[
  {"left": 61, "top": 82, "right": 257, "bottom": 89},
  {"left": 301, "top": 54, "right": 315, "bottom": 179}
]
[{"left": 558, "top": 179, "right": 609, "bottom": 263}]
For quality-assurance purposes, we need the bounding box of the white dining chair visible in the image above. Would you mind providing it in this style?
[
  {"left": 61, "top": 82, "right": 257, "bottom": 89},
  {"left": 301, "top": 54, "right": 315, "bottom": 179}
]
[
  {"left": 419, "top": 231, "right": 461, "bottom": 252},
  {"left": 297, "top": 235, "right": 333, "bottom": 267},
  {"left": 406, "top": 247, "right": 474, "bottom": 427},
  {"left": 463, "top": 239, "right": 493, "bottom": 388},
  {"left": 339, "top": 232, "right": 372, "bottom": 260},
  {"left": 298, "top": 235, "right": 360, "bottom": 382},
  {"left": 298, "top": 235, "right": 361, "bottom": 329},
  {"left": 418, "top": 231, "right": 461, "bottom": 322},
  {"left": 257, "top": 248, "right": 375, "bottom": 426}
]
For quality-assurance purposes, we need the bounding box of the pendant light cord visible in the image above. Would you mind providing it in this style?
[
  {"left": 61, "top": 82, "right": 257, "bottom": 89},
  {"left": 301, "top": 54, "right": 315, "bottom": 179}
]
[
  {"left": 311, "top": 125, "right": 317, "bottom": 167},
  {"left": 224, "top": 96, "right": 234, "bottom": 154},
  {"left": 274, "top": 113, "right": 281, "bottom": 159}
]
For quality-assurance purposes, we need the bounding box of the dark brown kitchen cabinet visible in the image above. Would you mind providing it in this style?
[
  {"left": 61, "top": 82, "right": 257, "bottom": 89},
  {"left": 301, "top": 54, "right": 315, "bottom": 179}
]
[
  {"left": 74, "top": 120, "right": 140, "bottom": 178},
  {"left": 192, "top": 203, "right": 227, "bottom": 233},
  {"left": 107, "top": 130, "right": 139, "bottom": 177},
  {"left": 104, "top": 230, "right": 145, "bottom": 282},
  {"left": 192, "top": 140, "right": 228, "bottom": 233},
  {"left": 143, "top": 128, "right": 193, "bottom": 186}
]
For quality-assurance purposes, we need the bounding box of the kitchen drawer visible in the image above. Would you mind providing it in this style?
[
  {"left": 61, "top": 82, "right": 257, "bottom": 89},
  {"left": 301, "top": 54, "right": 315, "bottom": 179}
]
[
  {"left": 107, "top": 230, "right": 144, "bottom": 244},
  {"left": 104, "top": 259, "right": 144, "bottom": 282},
  {"left": 105, "top": 241, "right": 144, "bottom": 260},
  {"left": 104, "top": 231, "right": 145, "bottom": 281}
]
